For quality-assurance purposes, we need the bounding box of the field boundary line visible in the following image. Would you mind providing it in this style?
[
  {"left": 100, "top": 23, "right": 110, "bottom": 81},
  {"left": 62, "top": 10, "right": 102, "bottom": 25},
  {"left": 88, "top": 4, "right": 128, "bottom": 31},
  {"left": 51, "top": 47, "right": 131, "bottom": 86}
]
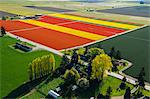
[
  {"left": 59, "top": 25, "right": 148, "bottom": 52},
  {"left": 6, "top": 32, "right": 63, "bottom": 56},
  {"left": 9, "top": 27, "right": 42, "bottom": 33},
  {"left": 55, "top": 20, "right": 79, "bottom": 26}
]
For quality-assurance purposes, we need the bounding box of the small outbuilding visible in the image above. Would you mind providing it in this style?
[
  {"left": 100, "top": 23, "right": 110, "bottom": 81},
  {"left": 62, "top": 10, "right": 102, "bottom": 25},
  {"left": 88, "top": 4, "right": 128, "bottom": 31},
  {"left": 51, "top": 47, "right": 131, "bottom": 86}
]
[{"left": 48, "top": 90, "right": 60, "bottom": 99}]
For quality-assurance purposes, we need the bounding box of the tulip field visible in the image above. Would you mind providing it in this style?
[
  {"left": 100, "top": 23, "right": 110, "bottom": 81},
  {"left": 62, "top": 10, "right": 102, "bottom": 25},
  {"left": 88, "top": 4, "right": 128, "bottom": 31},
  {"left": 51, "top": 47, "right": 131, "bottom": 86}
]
[{"left": 0, "top": 13, "right": 142, "bottom": 50}]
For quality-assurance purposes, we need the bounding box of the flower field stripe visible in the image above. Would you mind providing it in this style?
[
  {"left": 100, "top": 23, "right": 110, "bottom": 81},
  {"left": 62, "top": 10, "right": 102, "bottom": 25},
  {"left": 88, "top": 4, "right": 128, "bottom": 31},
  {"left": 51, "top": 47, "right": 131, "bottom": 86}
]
[
  {"left": 49, "top": 13, "right": 139, "bottom": 30},
  {"left": 11, "top": 28, "right": 93, "bottom": 50},
  {"left": 0, "top": 20, "right": 37, "bottom": 31},
  {"left": 38, "top": 15, "right": 73, "bottom": 24},
  {"left": 67, "top": 13, "right": 144, "bottom": 26},
  {"left": 38, "top": 15, "right": 125, "bottom": 37},
  {"left": 19, "top": 20, "right": 106, "bottom": 40},
  {"left": 60, "top": 22, "right": 125, "bottom": 36}
]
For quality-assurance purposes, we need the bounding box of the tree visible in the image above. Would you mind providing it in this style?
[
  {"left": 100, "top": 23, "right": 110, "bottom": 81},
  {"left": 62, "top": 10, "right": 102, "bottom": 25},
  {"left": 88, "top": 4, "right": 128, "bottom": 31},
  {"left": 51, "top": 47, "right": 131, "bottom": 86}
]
[
  {"left": 138, "top": 67, "right": 145, "bottom": 88},
  {"left": 91, "top": 54, "right": 112, "bottom": 81},
  {"left": 1, "top": 26, "right": 6, "bottom": 36},
  {"left": 77, "top": 47, "right": 86, "bottom": 55},
  {"left": 49, "top": 54, "right": 56, "bottom": 73},
  {"left": 88, "top": 48, "right": 105, "bottom": 60},
  {"left": 84, "top": 46, "right": 88, "bottom": 55},
  {"left": 124, "top": 87, "right": 131, "bottom": 99},
  {"left": 87, "top": 62, "right": 92, "bottom": 77},
  {"left": 60, "top": 54, "right": 70, "bottom": 68},
  {"left": 77, "top": 78, "right": 89, "bottom": 89},
  {"left": 28, "top": 54, "right": 56, "bottom": 80},
  {"left": 63, "top": 68, "right": 80, "bottom": 83},
  {"left": 136, "top": 67, "right": 145, "bottom": 97},
  {"left": 115, "top": 50, "right": 121, "bottom": 59},
  {"left": 70, "top": 50, "right": 79, "bottom": 67},
  {"left": 28, "top": 63, "right": 33, "bottom": 81},
  {"left": 2, "top": 16, "right": 6, "bottom": 20},
  {"left": 119, "top": 77, "right": 127, "bottom": 90},
  {"left": 109, "top": 47, "right": 115, "bottom": 58},
  {"left": 112, "top": 65, "right": 118, "bottom": 72},
  {"left": 122, "top": 77, "right": 127, "bottom": 82},
  {"left": 106, "top": 86, "right": 112, "bottom": 98},
  {"left": 119, "top": 82, "right": 126, "bottom": 90}
]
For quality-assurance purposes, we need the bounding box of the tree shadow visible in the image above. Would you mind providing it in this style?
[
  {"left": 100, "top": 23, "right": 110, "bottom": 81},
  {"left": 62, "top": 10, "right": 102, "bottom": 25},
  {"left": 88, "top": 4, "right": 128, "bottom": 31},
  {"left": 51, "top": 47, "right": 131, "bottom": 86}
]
[{"left": 3, "top": 75, "right": 48, "bottom": 99}]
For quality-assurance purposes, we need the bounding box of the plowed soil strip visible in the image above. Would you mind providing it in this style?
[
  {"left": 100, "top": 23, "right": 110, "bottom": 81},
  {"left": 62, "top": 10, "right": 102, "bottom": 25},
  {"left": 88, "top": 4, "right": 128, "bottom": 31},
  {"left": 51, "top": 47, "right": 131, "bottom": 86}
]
[
  {"left": 19, "top": 20, "right": 106, "bottom": 40},
  {"left": 49, "top": 13, "right": 139, "bottom": 30},
  {"left": 11, "top": 28, "right": 93, "bottom": 50},
  {"left": 38, "top": 16, "right": 125, "bottom": 36}
]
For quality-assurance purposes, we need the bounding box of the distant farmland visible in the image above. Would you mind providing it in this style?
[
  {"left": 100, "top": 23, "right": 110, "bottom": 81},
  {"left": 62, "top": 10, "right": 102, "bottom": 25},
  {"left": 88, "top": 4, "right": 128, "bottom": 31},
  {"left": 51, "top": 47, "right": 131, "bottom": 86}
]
[
  {"left": 97, "top": 6, "right": 150, "bottom": 17},
  {"left": 0, "top": 11, "right": 16, "bottom": 18},
  {"left": 25, "top": 6, "right": 76, "bottom": 12}
]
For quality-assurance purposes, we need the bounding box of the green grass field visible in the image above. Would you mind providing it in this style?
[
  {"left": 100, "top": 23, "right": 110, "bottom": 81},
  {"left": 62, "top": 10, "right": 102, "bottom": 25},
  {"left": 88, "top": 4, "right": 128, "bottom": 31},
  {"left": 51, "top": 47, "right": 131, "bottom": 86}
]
[
  {"left": 0, "top": 36, "right": 61, "bottom": 98},
  {"left": 90, "top": 26, "right": 149, "bottom": 82},
  {"left": 99, "top": 76, "right": 134, "bottom": 96}
]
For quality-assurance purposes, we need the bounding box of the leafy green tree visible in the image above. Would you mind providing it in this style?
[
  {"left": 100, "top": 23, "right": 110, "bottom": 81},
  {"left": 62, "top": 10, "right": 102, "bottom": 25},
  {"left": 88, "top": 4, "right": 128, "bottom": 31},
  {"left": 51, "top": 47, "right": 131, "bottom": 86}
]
[
  {"left": 28, "top": 54, "right": 56, "bottom": 80},
  {"left": 91, "top": 54, "right": 112, "bottom": 81},
  {"left": 63, "top": 68, "right": 80, "bottom": 83},
  {"left": 88, "top": 48, "right": 105, "bottom": 59},
  {"left": 77, "top": 47, "right": 86, "bottom": 55},
  {"left": 49, "top": 54, "right": 56, "bottom": 73},
  {"left": 2, "top": 16, "right": 6, "bottom": 20},
  {"left": 28, "top": 63, "right": 33, "bottom": 81},
  {"left": 77, "top": 78, "right": 89, "bottom": 89}
]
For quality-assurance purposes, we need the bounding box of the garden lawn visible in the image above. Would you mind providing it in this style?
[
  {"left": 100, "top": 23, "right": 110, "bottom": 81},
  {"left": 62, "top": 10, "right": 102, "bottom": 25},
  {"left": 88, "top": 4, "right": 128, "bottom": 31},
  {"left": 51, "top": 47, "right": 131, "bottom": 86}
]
[
  {"left": 0, "top": 36, "right": 61, "bottom": 98},
  {"left": 99, "top": 76, "right": 134, "bottom": 96},
  {"left": 24, "top": 77, "right": 64, "bottom": 99}
]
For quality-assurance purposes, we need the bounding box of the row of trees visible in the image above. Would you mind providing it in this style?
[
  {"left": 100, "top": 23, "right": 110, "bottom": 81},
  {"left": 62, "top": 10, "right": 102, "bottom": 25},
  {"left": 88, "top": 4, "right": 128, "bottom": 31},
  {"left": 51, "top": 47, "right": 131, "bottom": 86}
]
[{"left": 28, "top": 54, "right": 55, "bottom": 81}]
